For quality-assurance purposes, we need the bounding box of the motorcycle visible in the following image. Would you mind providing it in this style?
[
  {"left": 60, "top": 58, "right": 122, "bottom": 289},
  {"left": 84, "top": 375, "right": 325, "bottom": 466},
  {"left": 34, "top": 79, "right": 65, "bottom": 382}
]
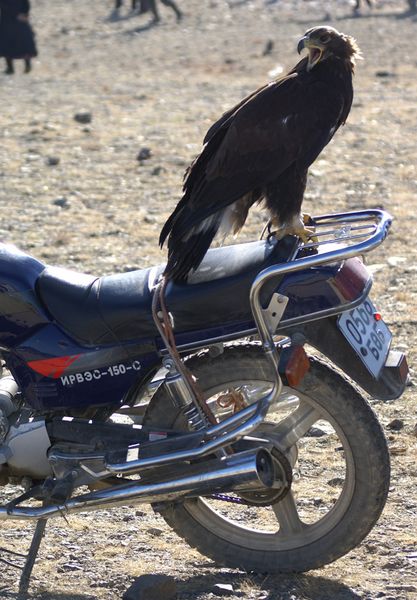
[{"left": 0, "top": 209, "right": 408, "bottom": 586}]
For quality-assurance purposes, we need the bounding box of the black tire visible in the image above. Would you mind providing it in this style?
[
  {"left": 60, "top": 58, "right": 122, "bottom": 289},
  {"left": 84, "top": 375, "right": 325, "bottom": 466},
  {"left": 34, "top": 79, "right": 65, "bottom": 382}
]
[{"left": 144, "top": 344, "right": 390, "bottom": 573}]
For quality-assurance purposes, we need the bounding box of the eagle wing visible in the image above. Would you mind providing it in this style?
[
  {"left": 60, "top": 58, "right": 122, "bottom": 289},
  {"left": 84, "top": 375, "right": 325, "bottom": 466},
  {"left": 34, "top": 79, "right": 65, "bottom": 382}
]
[{"left": 160, "top": 67, "right": 351, "bottom": 279}]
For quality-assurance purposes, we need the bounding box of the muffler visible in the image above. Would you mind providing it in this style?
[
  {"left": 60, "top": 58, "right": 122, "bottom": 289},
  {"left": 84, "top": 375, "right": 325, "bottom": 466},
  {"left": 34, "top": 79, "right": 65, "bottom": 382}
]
[{"left": 0, "top": 448, "right": 275, "bottom": 521}]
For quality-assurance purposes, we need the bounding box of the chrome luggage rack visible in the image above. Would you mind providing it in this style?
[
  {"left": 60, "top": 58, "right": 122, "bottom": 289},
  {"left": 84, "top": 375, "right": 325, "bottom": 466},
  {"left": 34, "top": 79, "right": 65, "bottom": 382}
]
[{"left": 301, "top": 209, "right": 391, "bottom": 253}]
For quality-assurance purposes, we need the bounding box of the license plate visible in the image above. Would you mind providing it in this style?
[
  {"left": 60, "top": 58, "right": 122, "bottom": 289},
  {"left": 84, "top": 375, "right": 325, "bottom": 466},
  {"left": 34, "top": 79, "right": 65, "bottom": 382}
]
[{"left": 338, "top": 299, "right": 392, "bottom": 378}]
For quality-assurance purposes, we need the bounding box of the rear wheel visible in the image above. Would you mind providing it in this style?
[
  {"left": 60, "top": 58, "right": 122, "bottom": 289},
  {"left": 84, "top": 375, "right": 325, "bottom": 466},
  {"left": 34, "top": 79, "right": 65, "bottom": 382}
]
[{"left": 144, "top": 345, "right": 390, "bottom": 573}]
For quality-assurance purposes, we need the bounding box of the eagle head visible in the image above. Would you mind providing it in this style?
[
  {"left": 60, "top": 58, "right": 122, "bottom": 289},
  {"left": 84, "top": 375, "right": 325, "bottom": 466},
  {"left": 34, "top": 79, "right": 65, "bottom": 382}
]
[{"left": 297, "top": 26, "right": 361, "bottom": 72}]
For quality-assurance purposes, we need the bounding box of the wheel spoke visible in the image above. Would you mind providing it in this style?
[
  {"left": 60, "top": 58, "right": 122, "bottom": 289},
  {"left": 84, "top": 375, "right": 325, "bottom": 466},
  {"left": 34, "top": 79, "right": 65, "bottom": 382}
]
[
  {"left": 273, "top": 491, "right": 305, "bottom": 535},
  {"left": 274, "top": 401, "right": 321, "bottom": 450}
]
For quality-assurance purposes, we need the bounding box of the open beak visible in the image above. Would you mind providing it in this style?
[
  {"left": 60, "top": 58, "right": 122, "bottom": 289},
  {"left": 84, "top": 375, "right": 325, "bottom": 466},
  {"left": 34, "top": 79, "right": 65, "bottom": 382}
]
[
  {"left": 297, "top": 36, "right": 324, "bottom": 71},
  {"left": 297, "top": 36, "right": 307, "bottom": 55}
]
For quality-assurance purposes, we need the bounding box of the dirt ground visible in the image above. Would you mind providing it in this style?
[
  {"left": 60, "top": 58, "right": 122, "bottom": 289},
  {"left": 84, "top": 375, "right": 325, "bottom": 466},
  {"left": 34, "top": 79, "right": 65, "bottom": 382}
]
[{"left": 0, "top": 0, "right": 416, "bottom": 598}]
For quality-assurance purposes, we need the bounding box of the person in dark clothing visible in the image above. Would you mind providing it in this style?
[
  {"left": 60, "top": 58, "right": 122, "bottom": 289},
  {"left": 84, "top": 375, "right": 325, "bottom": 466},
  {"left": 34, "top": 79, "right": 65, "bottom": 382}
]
[
  {"left": 147, "top": 0, "right": 183, "bottom": 23},
  {"left": 114, "top": 0, "right": 182, "bottom": 22},
  {"left": 115, "top": 0, "right": 139, "bottom": 10},
  {"left": 353, "top": 0, "right": 373, "bottom": 13},
  {"left": 0, "top": 0, "right": 37, "bottom": 74}
]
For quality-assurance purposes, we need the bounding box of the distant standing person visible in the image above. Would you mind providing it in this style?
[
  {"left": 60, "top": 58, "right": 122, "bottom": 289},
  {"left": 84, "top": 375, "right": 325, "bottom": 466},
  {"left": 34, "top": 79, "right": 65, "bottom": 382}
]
[
  {"left": 114, "top": 0, "right": 182, "bottom": 22},
  {"left": 145, "top": 0, "right": 183, "bottom": 22},
  {"left": 114, "top": 0, "right": 140, "bottom": 11},
  {"left": 0, "top": 0, "right": 37, "bottom": 74},
  {"left": 353, "top": 0, "right": 374, "bottom": 14}
]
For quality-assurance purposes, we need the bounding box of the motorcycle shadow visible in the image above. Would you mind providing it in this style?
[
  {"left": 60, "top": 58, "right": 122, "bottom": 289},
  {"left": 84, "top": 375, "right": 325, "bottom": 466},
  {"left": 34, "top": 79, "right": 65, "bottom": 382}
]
[
  {"left": 0, "top": 568, "right": 363, "bottom": 600},
  {"left": 178, "top": 570, "right": 363, "bottom": 599}
]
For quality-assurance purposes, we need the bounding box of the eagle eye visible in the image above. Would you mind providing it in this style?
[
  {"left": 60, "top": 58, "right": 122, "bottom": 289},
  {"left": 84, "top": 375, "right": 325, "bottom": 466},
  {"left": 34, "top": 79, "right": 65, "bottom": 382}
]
[{"left": 319, "top": 34, "right": 331, "bottom": 43}]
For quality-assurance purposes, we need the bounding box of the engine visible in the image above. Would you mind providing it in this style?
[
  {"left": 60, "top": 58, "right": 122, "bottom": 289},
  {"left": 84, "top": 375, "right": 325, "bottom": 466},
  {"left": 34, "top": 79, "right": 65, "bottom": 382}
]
[{"left": 0, "top": 375, "right": 52, "bottom": 482}]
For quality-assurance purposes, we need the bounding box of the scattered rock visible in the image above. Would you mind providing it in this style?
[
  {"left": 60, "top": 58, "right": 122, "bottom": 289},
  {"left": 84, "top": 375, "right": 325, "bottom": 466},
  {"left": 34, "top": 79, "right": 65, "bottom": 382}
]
[
  {"left": 144, "top": 215, "right": 157, "bottom": 224},
  {"left": 52, "top": 197, "right": 70, "bottom": 209},
  {"left": 387, "top": 418, "right": 404, "bottom": 431},
  {"left": 151, "top": 166, "right": 163, "bottom": 176},
  {"left": 375, "top": 70, "right": 396, "bottom": 78},
  {"left": 306, "top": 426, "right": 326, "bottom": 437},
  {"left": 413, "top": 423, "right": 417, "bottom": 438},
  {"left": 367, "top": 263, "right": 386, "bottom": 274},
  {"left": 137, "top": 147, "right": 152, "bottom": 161},
  {"left": 212, "top": 583, "right": 235, "bottom": 596},
  {"left": 123, "top": 574, "right": 176, "bottom": 600},
  {"left": 262, "top": 39, "right": 274, "bottom": 56},
  {"left": 122, "top": 514, "right": 134, "bottom": 522},
  {"left": 387, "top": 256, "right": 407, "bottom": 267},
  {"left": 58, "top": 562, "right": 83, "bottom": 572},
  {"left": 74, "top": 111, "right": 93, "bottom": 124},
  {"left": 327, "top": 477, "right": 344, "bottom": 487},
  {"left": 46, "top": 156, "right": 60, "bottom": 166},
  {"left": 146, "top": 527, "right": 164, "bottom": 537}
]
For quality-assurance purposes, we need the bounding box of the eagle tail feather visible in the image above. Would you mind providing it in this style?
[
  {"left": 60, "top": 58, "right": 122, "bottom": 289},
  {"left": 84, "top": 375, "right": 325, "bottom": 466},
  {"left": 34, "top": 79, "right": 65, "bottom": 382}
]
[{"left": 163, "top": 224, "right": 219, "bottom": 282}]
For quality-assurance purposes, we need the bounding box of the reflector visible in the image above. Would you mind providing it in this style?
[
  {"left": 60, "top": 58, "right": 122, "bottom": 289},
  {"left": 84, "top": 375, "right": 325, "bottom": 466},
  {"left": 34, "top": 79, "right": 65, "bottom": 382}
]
[{"left": 279, "top": 345, "right": 310, "bottom": 387}]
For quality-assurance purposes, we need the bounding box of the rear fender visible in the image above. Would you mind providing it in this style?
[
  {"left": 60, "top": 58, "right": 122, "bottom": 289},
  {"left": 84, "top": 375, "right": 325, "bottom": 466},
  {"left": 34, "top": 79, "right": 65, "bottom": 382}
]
[
  {"left": 282, "top": 317, "right": 408, "bottom": 401},
  {"left": 276, "top": 256, "right": 372, "bottom": 327}
]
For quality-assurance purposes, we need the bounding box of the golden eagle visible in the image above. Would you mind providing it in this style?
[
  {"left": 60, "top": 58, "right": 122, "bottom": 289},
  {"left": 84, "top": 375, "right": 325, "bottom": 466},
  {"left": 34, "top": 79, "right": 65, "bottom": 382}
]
[{"left": 160, "top": 26, "right": 360, "bottom": 282}]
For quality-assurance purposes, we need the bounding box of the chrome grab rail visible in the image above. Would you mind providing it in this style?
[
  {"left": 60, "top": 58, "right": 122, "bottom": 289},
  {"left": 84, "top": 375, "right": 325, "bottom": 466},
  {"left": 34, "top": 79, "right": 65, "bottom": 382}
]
[{"left": 109, "top": 210, "right": 392, "bottom": 475}]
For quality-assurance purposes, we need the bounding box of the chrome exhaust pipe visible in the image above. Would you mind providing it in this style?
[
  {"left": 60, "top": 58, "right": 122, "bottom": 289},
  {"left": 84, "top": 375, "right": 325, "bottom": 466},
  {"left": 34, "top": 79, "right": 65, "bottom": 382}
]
[{"left": 0, "top": 448, "right": 274, "bottom": 521}]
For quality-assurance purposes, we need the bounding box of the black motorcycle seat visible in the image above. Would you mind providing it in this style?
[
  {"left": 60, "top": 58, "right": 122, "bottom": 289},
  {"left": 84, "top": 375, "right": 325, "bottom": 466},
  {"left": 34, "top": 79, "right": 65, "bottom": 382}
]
[{"left": 36, "top": 236, "right": 298, "bottom": 346}]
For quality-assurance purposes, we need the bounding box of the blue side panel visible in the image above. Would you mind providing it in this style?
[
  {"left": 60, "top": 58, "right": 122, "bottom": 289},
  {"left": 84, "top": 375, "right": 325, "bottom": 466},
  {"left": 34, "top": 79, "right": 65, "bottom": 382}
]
[
  {"left": 278, "top": 267, "right": 343, "bottom": 318},
  {"left": 7, "top": 324, "right": 160, "bottom": 411}
]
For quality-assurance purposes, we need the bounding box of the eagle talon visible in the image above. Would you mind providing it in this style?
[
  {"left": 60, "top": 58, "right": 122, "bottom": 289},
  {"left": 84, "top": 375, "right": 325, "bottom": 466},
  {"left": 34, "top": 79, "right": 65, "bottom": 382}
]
[
  {"left": 301, "top": 214, "right": 318, "bottom": 243},
  {"left": 273, "top": 223, "right": 317, "bottom": 244},
  {"left": 302, "top": 213, "right": 315, "bottom": 227},
  {"left": 298, "top": 226, "right": 318, "bottom": 244}
]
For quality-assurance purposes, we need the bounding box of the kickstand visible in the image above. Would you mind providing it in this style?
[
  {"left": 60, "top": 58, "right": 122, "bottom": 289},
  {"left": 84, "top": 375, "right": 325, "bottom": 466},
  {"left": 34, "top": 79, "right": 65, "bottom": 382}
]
[{"left": 17, "top": 517, "right": 48, "bottom": 597}]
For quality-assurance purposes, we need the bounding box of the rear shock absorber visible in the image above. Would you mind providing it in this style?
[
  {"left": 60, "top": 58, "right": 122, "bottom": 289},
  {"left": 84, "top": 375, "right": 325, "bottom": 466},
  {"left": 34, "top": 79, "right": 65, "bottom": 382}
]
[{"left": 161, "top": 358, "right": 208, "bottom": 431}]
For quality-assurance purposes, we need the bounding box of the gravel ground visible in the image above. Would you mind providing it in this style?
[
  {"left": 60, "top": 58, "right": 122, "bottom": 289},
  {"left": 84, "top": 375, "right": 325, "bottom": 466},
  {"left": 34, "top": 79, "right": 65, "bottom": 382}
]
[{"left": 0, "top": 0, "right": 416, "bottom": 598}]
